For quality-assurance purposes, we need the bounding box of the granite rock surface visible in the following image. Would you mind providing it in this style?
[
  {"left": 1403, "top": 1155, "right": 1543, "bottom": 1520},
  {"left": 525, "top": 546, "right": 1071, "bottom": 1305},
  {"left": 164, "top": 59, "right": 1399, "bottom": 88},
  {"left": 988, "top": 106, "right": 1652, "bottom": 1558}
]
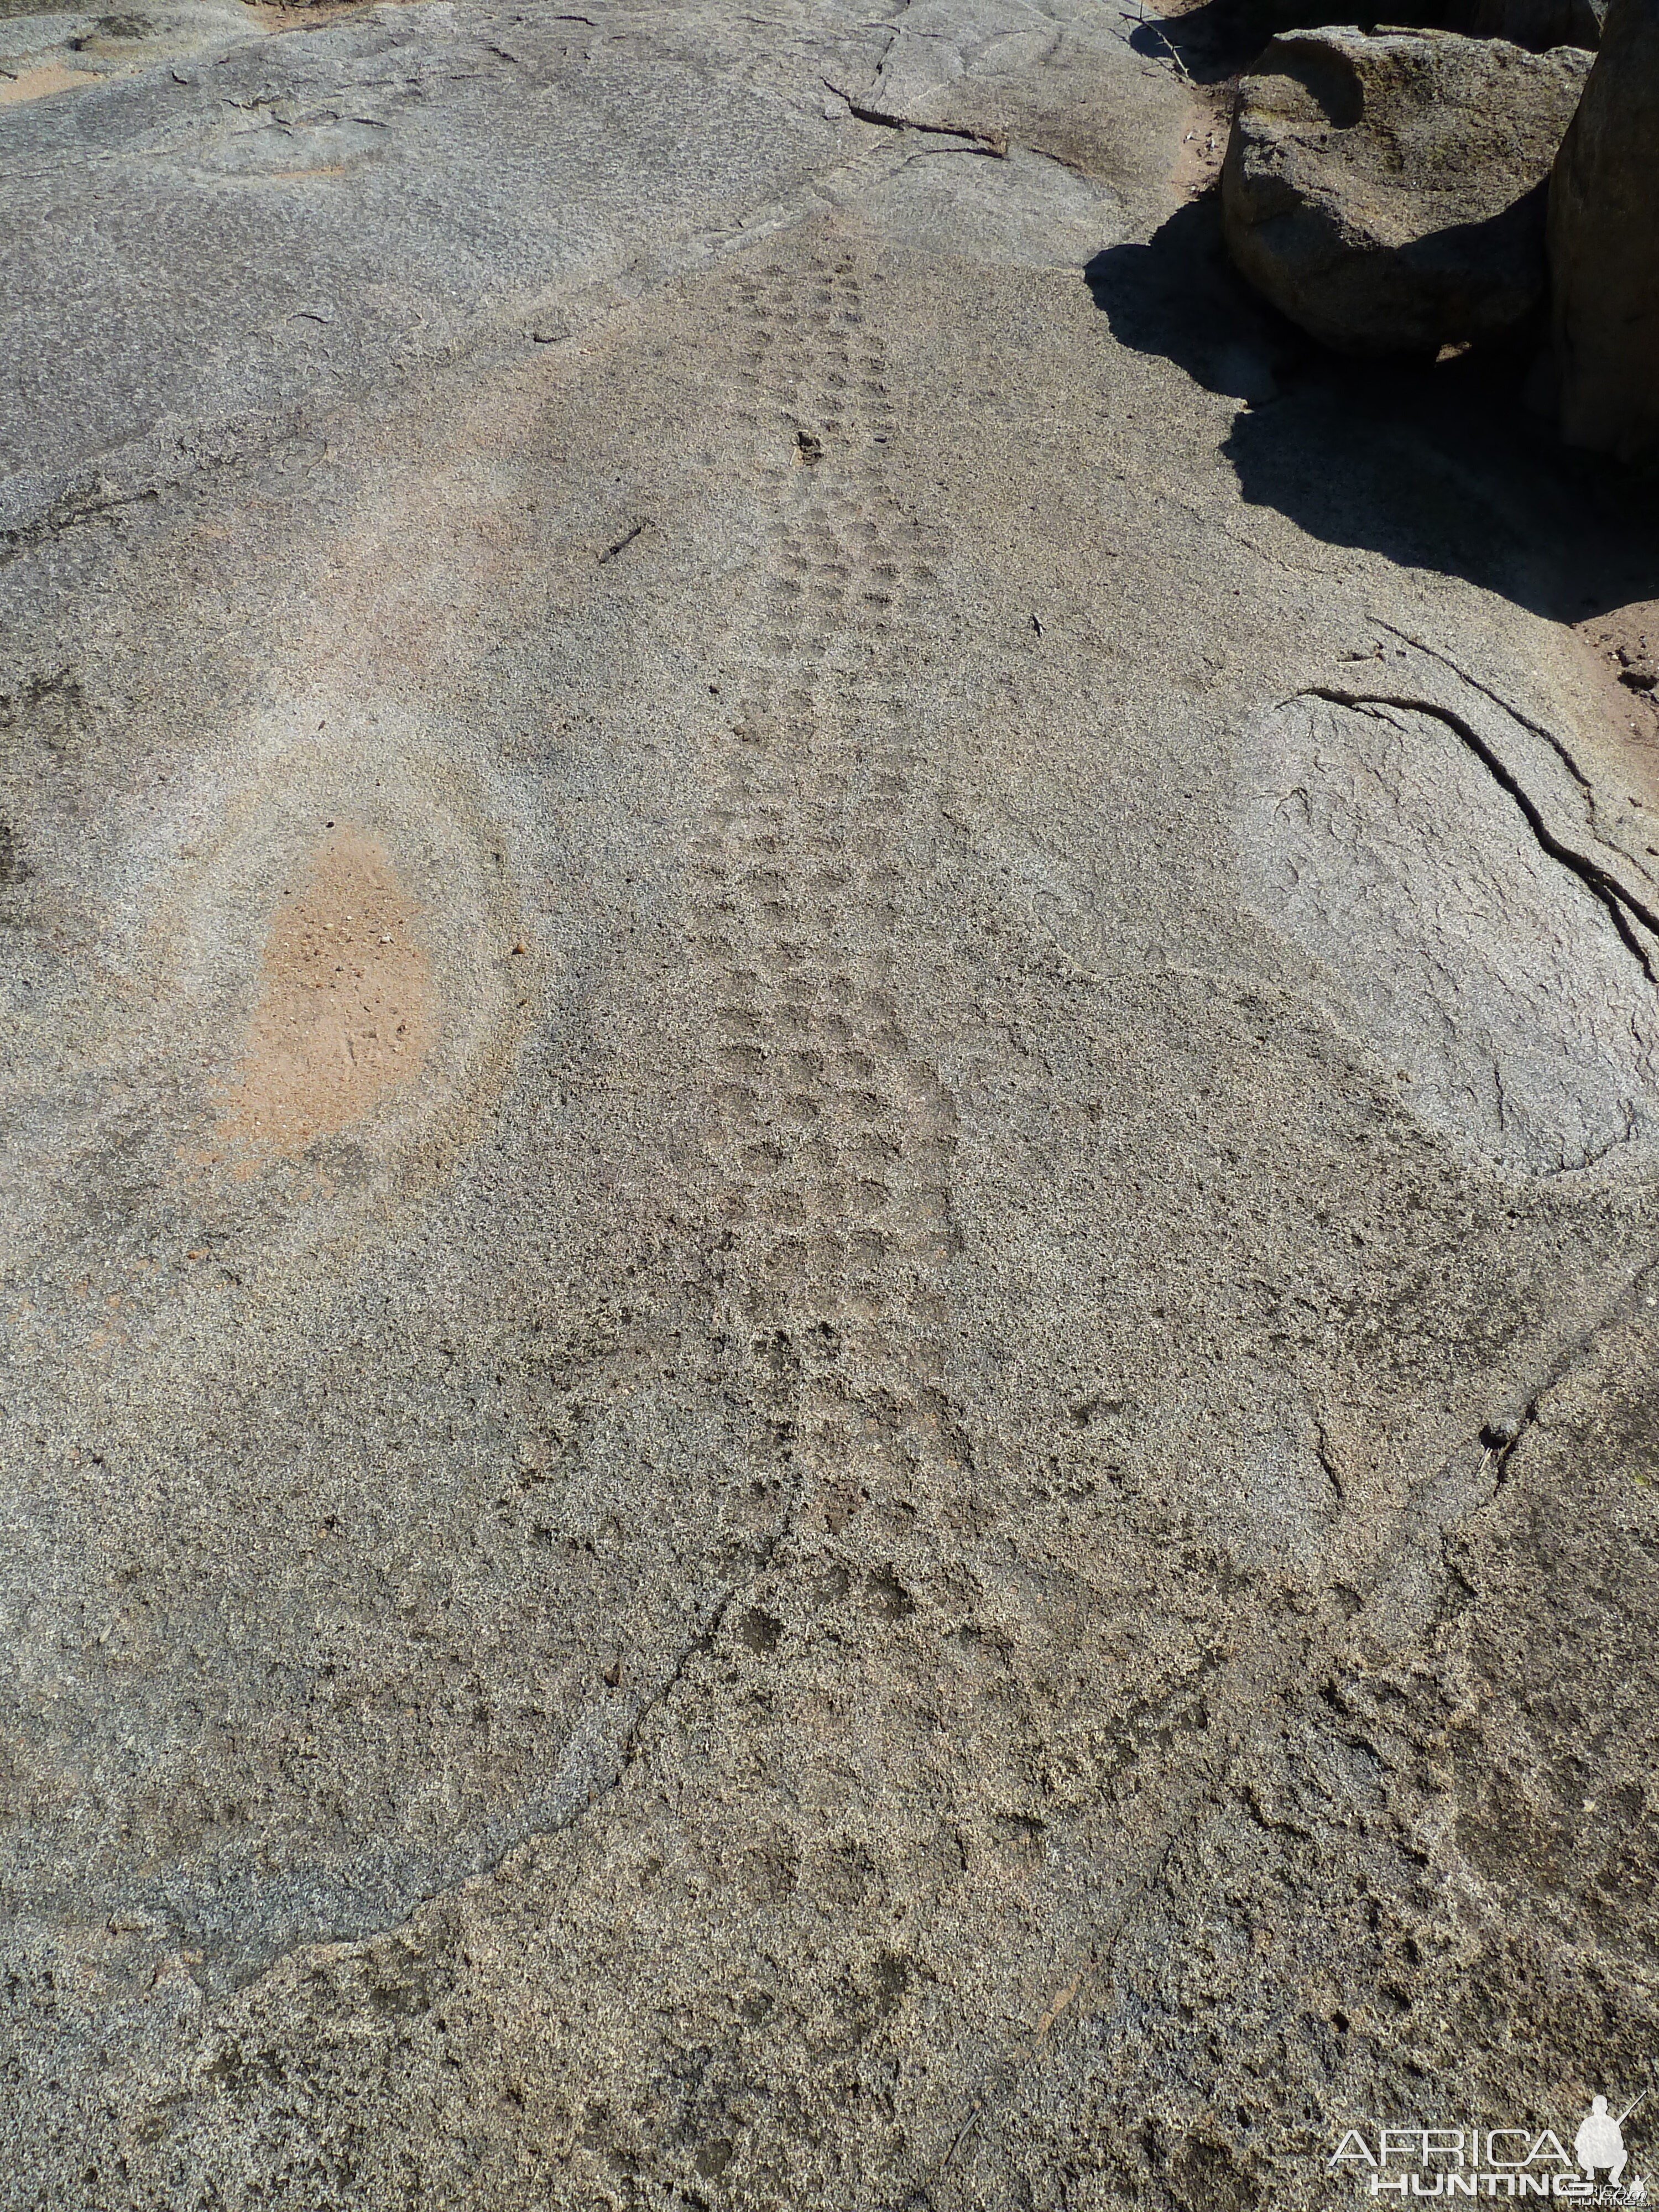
[{"left": 3, "top": 1, "right": 1659, "bottom": 2206}]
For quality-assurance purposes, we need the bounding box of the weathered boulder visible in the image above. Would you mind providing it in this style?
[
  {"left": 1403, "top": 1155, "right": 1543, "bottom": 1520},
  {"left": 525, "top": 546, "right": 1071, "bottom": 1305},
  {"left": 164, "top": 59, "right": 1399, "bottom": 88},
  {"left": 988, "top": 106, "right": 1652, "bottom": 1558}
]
[
  {"left": 1550, "top": 0, "right": 1659, "bottom": 458},
  {"left": 1222, "top": 28, "right": 1592, "bottom": 354}
]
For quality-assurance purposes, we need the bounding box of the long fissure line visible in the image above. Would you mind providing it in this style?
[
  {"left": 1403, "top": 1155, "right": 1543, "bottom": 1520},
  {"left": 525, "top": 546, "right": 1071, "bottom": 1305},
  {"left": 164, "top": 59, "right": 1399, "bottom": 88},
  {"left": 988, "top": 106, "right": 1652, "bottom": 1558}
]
[{"left": 1300, "top": 685, "right": 1659, "bottom": 984}]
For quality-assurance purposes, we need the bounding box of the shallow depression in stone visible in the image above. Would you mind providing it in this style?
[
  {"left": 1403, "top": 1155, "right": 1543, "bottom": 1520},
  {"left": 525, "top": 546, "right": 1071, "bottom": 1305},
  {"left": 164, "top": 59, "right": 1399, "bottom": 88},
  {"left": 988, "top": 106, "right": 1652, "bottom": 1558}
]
[{"left": 208, "top": 825, "right": 435, "bottom": 1167}]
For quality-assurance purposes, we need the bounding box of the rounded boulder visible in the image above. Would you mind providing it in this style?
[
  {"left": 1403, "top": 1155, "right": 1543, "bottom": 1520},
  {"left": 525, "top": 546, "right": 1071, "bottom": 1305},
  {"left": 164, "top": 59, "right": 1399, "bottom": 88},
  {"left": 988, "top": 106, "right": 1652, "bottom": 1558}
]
[{"left": 1222, "top": 28, "right": 1592, "bottom": 355}]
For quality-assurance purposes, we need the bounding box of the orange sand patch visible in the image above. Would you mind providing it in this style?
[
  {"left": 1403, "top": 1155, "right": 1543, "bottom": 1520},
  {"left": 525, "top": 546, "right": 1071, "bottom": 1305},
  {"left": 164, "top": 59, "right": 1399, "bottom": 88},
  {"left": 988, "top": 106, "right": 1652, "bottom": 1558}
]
[
  {"left": 211, "top": 827, "right": 434, "bottom": 1165},
  {"left": 0, "top": 64, "right": 99, "bottom": 103}
]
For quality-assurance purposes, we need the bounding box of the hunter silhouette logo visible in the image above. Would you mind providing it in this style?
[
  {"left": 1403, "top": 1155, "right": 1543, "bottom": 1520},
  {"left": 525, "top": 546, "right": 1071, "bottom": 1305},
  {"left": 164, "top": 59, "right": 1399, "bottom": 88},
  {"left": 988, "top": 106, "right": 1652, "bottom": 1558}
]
[
  {"left": 1329, "top": 2094, "right": 1649, "bottom": 2199},
  {"left": 1577, "top": 2097, "right": 1645, "bottom": 2193}
]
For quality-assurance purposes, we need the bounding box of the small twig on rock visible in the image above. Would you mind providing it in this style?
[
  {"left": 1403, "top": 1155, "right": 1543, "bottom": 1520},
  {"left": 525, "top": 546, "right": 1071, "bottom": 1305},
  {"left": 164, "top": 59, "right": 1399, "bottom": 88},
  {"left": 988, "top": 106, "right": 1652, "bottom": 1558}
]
[
  {"left": 822, "top": 79, "right": 1008, "bottom": 155},
  {"left": 598, "top": 518, "right": 650, "bottom": 565}
]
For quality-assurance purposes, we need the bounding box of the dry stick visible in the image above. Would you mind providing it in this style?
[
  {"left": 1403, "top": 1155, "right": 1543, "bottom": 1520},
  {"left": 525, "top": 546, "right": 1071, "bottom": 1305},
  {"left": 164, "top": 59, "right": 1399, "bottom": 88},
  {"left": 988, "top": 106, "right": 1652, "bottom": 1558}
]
[{"left": 821, "top": 79, "right": 1008, "bottom": 154}]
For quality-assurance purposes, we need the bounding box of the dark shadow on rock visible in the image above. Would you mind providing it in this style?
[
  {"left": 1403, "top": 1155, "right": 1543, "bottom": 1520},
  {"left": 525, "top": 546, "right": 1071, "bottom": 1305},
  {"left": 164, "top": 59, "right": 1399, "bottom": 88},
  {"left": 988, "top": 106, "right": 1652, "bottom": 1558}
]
[
  {"left": 1086, "top": 193, "right": 1314, "bottom": 406},
  {"left": 1396, "top": 179, "right": 1548, "bottom": 296},
  {"left": 1220, "top": 337, "right": 1659, "bottom": 623},
  {"left": 1128, "top": 0, "right": 1259, "bottom": 85},
  {"left": 1451, "top": 0, "right": 1603, "bottom": 48},
  {"left": 1086, "top": 192, "right": 1659, "bottom": 624},
  {"left": 1129, "top": 0, "right": 1449, "bottom": 80}
]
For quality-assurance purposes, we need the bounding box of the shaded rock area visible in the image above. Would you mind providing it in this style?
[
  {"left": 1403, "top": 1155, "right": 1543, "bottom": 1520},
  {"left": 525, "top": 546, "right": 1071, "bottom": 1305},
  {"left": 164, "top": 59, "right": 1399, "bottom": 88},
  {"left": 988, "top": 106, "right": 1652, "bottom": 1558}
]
[
  {"left": 1223, "top": 0, "right": 1604, "bottom": 58},
  {"left": 1222, "top": 28, "right": 1590, "bottom": 354},
  {"left": 1448, "top": 0, "right": 1607, "bottom": 50},
  {"left": 4, "top": 1, "right": 1659, "bottom": 2207},
  {"left": 1550, "top": 0, "right": 1659, "bottom": 460}
]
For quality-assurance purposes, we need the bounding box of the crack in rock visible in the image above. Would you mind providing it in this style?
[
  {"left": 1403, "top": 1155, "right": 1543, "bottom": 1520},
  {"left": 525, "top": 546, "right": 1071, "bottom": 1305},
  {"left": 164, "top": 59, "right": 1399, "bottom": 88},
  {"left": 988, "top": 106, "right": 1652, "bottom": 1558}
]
[
  {"left": 822, "top": 75, "right": 1008, "bottom": 152},
  {"left": 1238, "top": 661, "right": 1659, "bottom": 1173},
  {"left": 1297, "top": 684, "right": 1659, "bottom": 983}
]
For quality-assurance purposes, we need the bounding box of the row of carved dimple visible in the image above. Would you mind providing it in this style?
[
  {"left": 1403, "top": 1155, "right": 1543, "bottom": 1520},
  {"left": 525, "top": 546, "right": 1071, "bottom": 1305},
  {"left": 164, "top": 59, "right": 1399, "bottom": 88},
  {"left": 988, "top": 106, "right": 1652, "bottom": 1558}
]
[{"left": 694, "top": 255, "right": 962, "bottom": 1497}]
